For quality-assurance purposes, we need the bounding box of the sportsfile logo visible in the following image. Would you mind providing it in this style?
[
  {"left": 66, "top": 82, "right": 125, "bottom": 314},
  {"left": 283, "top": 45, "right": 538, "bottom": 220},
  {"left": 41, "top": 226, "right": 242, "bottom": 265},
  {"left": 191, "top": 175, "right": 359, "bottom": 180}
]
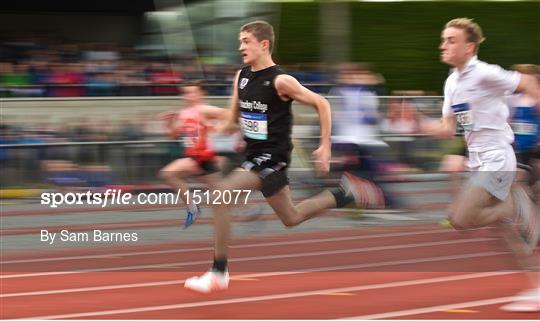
[{"left": 41, "top": 189, "right": 135, "bottom": 208}]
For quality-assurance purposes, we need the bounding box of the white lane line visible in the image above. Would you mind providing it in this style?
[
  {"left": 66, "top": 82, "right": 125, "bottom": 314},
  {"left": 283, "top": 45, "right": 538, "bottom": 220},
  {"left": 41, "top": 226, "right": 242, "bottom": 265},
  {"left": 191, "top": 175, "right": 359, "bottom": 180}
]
[
  {"left": 1, "top": 237, "right": 497, "bottom": 279},
  {"left": 1, "top": 228, "right": 460, "bottom": 264},
  {"left": 1, "top": 251, "right": 506, "bottom": 298},
  {"left": 16, "top": 271, "right": 519, "bottom": 320},
  {"left": 340, "top": 296, "right": 517, "bottom": 319}
]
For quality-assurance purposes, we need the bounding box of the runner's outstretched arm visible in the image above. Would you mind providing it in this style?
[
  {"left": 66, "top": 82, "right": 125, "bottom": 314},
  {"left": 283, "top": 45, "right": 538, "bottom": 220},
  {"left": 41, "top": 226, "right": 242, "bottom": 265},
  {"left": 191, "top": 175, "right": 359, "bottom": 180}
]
[{"left": 274, "top": 74, "right": 332, "bottom": 174}]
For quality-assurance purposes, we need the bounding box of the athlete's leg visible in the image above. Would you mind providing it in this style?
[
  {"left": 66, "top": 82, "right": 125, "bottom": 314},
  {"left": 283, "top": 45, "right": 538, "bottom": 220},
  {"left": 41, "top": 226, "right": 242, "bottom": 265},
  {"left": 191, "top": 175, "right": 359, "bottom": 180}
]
[
  {"left": 499, "top": 161, "right": 540, "bottom": 312},
  {"left": 184, "top": 168, "right": 262, "bottom": 292},
  {"left": 265, "top": 185, "right": 337, "bottom": 227},
  {"left": 449, "top": 164, "right": 539, "bottom": 312},
  {"left": 186, "top": 163, "right": 379, "bottom": 293},
  {"left": 449, "top": 183, "right": 514, "bottom": 230},
  {"left": 211, "top": 169, "right": 262, "bottom": 259},
  {"left": 264, "top": 169, "right": 384, "bottom": 227},
  {"left": 458, "top": 148, "right": 538, "bottom": 252},
  {"left": 451, "top": 147, "right": 518, "bottom": 229},
  {"left": 498, "top": 221, "right": 540, "bottom": 312},
  {"left": 158, "top": 157, "right": 204, "bottom": 205}
]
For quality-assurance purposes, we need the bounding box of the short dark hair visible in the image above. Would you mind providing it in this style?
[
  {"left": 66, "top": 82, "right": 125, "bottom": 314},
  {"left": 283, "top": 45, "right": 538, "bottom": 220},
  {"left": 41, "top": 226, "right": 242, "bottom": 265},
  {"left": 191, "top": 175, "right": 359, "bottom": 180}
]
[{"left": 240, "top": 20, "right": 275, "bottom": 53}]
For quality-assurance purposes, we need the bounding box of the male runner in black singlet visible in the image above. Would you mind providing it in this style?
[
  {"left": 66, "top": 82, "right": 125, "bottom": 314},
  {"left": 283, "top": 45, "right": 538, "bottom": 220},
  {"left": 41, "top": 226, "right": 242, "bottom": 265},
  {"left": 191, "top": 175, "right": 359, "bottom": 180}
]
[{"left": 185, "top": 21, "right": 384, "bottom": 293}]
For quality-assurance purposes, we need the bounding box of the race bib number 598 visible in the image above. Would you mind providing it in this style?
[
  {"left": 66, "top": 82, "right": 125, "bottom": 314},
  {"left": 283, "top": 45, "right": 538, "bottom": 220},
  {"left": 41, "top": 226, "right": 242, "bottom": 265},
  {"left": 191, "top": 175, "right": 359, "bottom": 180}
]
[{"left": 240, "top": 112, "right": 268, "bottom": 140}]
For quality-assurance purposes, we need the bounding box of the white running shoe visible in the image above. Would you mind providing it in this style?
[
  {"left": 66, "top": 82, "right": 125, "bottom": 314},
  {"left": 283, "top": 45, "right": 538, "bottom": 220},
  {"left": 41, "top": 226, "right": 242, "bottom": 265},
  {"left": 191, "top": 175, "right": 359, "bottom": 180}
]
[
  {"left": 500, "top": 288, "right": 540, "bottom": 312},
  {"left": 184, "top": 270, "right": 229, "bottom": 293}
]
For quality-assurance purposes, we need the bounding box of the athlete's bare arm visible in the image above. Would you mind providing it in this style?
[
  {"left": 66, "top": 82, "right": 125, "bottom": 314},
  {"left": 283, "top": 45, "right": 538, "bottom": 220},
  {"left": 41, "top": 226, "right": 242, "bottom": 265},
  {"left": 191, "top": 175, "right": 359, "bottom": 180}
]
[
  {"left": 274, "top": 74, "right": 332, "bottom": 173},
  {"left": 515, "top": 73, "right": 540, "bottom": 107},
  {"left": 201, "top": 106, "right": 231, "bottom": 121},
  {"left": 418, "top": 115, "right": 456, "bottom": 138},
  {"left": 219, "top": 70, "right": 241, "bottom": 134},
  {"left": 199, "top": 105, "right": 232, "bottom": 132},
  {"left": 158, "top": 111, "right": 181, "bottom": 138}
]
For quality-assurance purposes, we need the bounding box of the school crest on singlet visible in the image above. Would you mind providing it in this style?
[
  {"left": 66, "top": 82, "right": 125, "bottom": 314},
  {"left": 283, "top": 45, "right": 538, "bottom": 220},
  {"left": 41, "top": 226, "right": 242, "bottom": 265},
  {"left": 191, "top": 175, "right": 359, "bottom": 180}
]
[{"left": 239, "top": 78, "right": 249, "bottom": 89}]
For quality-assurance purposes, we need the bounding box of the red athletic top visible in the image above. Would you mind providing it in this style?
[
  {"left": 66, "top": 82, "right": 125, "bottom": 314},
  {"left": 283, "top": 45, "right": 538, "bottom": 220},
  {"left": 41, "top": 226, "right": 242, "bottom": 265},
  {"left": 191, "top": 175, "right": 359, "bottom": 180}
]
[{"left": 174, "top": 105, "right": 215, "bottom": 162}]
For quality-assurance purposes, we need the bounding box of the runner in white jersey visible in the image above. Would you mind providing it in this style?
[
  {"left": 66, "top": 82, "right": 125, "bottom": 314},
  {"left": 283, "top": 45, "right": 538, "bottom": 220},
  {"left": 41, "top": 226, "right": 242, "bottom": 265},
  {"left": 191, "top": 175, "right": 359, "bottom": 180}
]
[{"left": 417, "top": 18, "right": 540, "bottom": 312}]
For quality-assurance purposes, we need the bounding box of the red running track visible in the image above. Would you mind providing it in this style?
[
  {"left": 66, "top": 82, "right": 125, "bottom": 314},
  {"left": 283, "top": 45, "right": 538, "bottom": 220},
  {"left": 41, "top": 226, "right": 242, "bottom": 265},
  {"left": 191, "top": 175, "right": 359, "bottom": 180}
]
[{"left": 1, "top": 223, "right": 538, "bottom": 319}]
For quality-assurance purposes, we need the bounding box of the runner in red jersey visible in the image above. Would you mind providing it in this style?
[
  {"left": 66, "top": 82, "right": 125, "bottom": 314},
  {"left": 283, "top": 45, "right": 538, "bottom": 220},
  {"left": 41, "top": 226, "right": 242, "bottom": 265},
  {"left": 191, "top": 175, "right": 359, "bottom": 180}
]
[{"left": 159, "top": 81, "right": 230, "bottom": 227}]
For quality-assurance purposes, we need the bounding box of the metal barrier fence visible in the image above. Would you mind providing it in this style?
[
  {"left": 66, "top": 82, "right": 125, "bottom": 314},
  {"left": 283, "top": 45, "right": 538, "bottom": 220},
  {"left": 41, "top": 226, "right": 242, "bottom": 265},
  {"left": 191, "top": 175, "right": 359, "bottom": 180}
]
[
  {"left": 0, "top": 95, "right": 443, "bottom": 122},
  {"left": 0, "top": 136, "right": 461, "bottom": 188},
  {"left": 1, "top": 96, "right": 461, "bottom": 188}
]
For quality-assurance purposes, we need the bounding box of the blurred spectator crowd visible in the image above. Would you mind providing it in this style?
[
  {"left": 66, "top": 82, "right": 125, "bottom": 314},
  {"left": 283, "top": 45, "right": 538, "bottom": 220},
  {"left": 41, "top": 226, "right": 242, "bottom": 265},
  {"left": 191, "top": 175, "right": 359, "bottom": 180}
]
[
  {"left": 0, "top": 37, "right": 238, "bottom": 97},
  {"left": 0, "top": 38, "right": 339, "bottom": 97}
]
